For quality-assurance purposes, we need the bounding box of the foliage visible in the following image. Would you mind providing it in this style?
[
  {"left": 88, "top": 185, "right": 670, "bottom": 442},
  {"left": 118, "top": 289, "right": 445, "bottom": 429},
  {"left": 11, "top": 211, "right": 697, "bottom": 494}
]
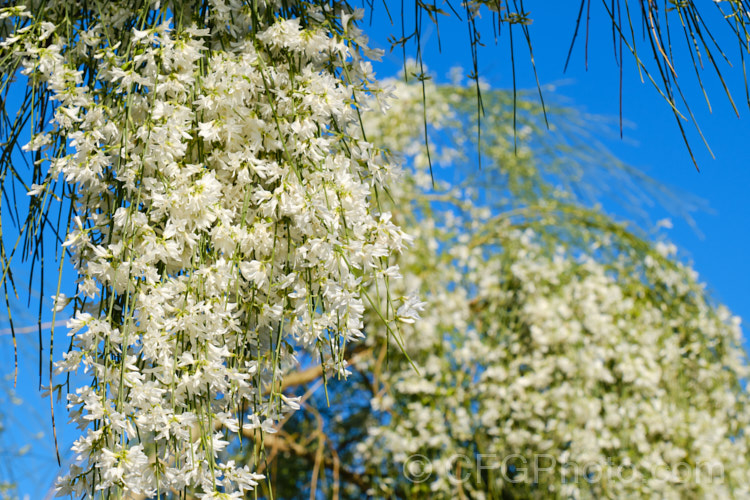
[
  {"left": 0, "top": 1, "right": 749, "bottom": 499},
  {"left": 390, "top": 0, "right": 750, "bottom": 168},
  {"left": 249, "top": 75, "right": 750, "bottom": 499}
]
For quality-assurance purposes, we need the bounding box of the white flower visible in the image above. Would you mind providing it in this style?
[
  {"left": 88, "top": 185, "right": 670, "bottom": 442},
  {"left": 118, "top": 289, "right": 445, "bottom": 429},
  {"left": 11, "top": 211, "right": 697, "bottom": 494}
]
[
  {"left": 27, "top": 183, "right": 46, "bottom": 196},
  {"left": 239, "top": 260, "right": 267, "bottom": 289},
  {"left": 396, "top": 293, "right": 427, "bottom": 324}
]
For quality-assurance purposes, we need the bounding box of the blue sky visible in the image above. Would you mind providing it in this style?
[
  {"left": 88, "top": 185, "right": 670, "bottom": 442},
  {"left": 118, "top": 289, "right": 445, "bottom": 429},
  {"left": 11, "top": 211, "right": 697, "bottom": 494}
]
[
  {"left": 2, "top": 4, "right": 749, "bottom": 498},
  {"left": 363, "top": 3, "right": 750, "bottom": 328}
]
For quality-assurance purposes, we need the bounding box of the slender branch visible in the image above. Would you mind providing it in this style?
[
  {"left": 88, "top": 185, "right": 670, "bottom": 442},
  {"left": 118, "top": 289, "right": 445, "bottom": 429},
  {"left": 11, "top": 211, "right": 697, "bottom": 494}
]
[
  {"left": 280, "top": 345, "right": 373, "bottom": 390},
  {"left": 244, "top": 430, "right": 371, "bottom": 492}
]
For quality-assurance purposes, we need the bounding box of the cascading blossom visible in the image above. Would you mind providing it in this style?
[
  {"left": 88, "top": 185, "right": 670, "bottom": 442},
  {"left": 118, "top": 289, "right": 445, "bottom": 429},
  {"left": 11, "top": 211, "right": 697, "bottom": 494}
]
[
  {"left": 4, "top": 1, "right": 408, "bottom": 497},
  {"left": 360, "top": 218, "right": 750, "bottom": 499},
  {"left": 350, "top": 78, "right": 750, "bottom": 499}
]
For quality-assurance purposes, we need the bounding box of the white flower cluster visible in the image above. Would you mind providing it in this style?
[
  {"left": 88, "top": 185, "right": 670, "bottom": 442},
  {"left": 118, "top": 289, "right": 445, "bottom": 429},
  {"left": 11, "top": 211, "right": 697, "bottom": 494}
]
[
  {"left": 8, "top": 2, "right": 408, "bottom": 497},
  {"left": 360, "top": 215, "right": 750, "bottom": 498},
  {"left": 350, "top": 78, "right": 750, "bottom": 499}
]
